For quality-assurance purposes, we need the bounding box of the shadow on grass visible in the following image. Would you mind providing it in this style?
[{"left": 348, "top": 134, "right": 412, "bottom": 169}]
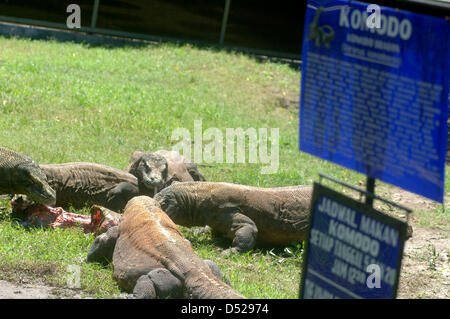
[
  {"left": 0, "top": 22, "right": 301, "bottom": 70},
  {"left": 183, "top": 226, "right": 304, "bottom": 259}
]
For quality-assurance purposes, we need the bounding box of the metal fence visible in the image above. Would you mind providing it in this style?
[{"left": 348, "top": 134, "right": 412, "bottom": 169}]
[{"left": 0, "top": 0, "right": 307, "bottom": 59}]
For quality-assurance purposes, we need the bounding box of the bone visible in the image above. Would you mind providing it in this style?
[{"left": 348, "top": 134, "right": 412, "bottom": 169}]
[{"left": 11, "top": 196, "right": 119, "bottom": 234}]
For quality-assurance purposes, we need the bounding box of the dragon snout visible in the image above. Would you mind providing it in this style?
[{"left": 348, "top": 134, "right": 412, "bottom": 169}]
[
  {"left": 43, "top": 185, "right": 57, "bottom": 205},
  {"left": 30, "top": 183, "right": 57, "bottom": 206},
  {"left": 142, "top": 175, "right": 164, "bottom": 188}
]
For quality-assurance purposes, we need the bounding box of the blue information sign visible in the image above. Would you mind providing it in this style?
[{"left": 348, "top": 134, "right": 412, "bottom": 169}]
[
  {"left": 299, "top": 0, "right": 450, "bottom": 202},
  {"left": 299, "top": 183, "right": 408, "bottom": 299}
]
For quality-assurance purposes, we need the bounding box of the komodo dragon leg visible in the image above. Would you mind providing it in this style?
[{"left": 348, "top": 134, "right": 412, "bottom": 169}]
[
  {"left": 204, "top": 259, "right": 230, "bottom": 286},
  {"left": 86, "top": 226, "right": 119, "bottom": 265},
  {"left": 105, "top": 182, "right": 139, "bottom": 212},
  {"left": 212, "top": 208, "right": 258, "bottom": 254},
  {"left": 133, "top": 268, "right": 183, "bottom": 299},
  {"left": 132, "top": 260, "right": 227, "bottom": 299}
]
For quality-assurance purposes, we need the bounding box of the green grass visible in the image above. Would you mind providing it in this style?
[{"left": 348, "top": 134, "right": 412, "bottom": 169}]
[{"left": 0, "top": 36, "right": 448, "bottom": 298}]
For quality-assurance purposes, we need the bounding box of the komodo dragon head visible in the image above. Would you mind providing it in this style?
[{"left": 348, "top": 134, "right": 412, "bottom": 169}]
[
  {"left": 0, "top": 147, "right": 56, "bottom": 205},
  {"left": 127, "top": 151, "right": 168, "bottom": 195},
  {"left": 154, "top": 182, "right": 195, "bottom": 226},
  {"left": 13, "top": 161, "right": 56, "bottom": 205}
]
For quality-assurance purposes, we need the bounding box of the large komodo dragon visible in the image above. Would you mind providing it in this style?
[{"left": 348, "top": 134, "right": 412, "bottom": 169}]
[
  {"left": 40, "top": 162, "right": 152, "bottom": 212},
  {"left": 87, "top": 196, "right": 245, "bottom": 299},
  {"left": 126, "top": 150, "right": 206, "bottom": 194},
  {"left": 0, "top": 147, "right": 56, "bottom": 205},
  {"left": 155, "top": 182, "right": 313, "bottom": 253}
]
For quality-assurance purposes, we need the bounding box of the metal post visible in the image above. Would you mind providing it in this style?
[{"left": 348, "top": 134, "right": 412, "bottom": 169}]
[
  {"left": 90, "top": 0, "right": 100, "bottom": 29},
  {"left": 318, "top": 173, "right": 412, "bottom": 214},
  {"left": 365, "top": 176, "right": 375, "bottom": 207},
  {"left": 219, "top": 0, "right": 231, "bottom": 46}
]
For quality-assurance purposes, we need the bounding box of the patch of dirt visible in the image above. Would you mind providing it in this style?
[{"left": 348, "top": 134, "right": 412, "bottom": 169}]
[
  {"left": 398, "top": 226, "right": 450, "bottom": 299},
  {"left": 374, "top": 185, "right": 450, "bottom": 298},
  {"left": 376, "top": 185, "right": 448, "bottom": 213},
  {"left": 0, "top": 279, "right": 83, "bottom": 299},
  {"left": 265, "top": 88, "right": 300, "bottom": 110},
  {"left": 0, "top": 260, "right": 90, "bottom": 299}
]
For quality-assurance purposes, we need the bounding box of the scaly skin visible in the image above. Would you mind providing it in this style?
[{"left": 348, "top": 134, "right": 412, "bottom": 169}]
[
  {"left": 40, "top": 162, "right": 146, "bottom": 211},
  {"left": 155, "top": 182, "right": 313, "bottom": 253},
  {"left": 126, "top": 150, "right": 206, "bottom": 194},
  {"left": 112, "top": 196, "right": 245, "bottom": 299},
  {"left": 126, "top": 151, "right": 168, "bottom": 195},
  {"left": 154, "top": 150, "right": 206, "bottom": 183},
  {"left": 0, "top": 147, "right": 56, "bottom": 205}
]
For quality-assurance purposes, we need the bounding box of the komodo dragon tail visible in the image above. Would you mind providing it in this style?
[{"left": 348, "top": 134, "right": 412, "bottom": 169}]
[{"left": 182, "top": 268, "right": 246, "bottom": 299}]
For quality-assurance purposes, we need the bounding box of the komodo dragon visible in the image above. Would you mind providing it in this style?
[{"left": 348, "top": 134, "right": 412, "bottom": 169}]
[
  {"left": 155, "top": 149, "right": 206, "bottom": 183},
  {"left": 126, "top": 150, "right": 206, "bottom": 193},
  {"left": 155, "top": 182, "right": 313, "bottom": 253},
  {"left": 0, "top": 147, "right": 56, "bottom": 205},
  {"left": 40, "top": 162, "right": 152, "bottom": 212},
  {"left": 87, "top": 196, "right": 245, "bottom": 299}
]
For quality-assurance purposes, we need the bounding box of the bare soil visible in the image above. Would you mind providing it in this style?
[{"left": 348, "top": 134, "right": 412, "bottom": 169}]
[
  {"left": 398, "top": 226, "right": 450, "bottom": 299},
  {"left": 0, "top": 279, "right": 83, "bottom": 299},
  {"left": 377, "top": 186, "right": 450, "bottom": 299}
]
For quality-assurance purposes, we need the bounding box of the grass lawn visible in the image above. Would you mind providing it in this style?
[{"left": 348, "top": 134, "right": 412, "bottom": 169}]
[{"left": 0, "top": 36, "right": 448, "bottom": 298}]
